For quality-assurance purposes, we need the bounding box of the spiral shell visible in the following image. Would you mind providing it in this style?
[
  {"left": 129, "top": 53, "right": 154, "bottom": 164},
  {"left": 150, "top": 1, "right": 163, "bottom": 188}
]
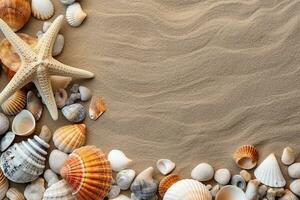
[
  {"left": 1, "top": 90, "right": 26, "bottom": 116},
  {"left": 159, "top": 174, "right": 180, "bottom": 197},
  {"left": 233, "top": 145, "right": 258, "bottom": 170},
  {"left": 0, "top": 169, "right": 9, "bottom": 200}
]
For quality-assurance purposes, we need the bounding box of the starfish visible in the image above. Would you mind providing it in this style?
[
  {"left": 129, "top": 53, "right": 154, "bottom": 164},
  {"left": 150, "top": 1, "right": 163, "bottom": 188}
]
[{"left": 0, "top": 15, "right": 94, "bottom": 120}]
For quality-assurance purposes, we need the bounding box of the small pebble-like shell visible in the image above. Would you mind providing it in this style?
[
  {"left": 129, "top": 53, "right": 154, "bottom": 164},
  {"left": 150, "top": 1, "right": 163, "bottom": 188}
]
[
  {"left": 26, "top": 91, "right": 43, "bottom": 121},
  {"left": 43, "top": 180, "right": 75, "bottom": 200},
  {"left": 157, "top": 159, "right": 176, "bottom": 175},
  {"left": 89, "top": 96, "right": 106, "bottom": 120},
  {"left": 258, "top": 185, "right": 268, "bottom": 198},
  {"left": 49, "top": 149, "right": 68, "bottom": 174},
  {"left": 0, "top": 170, "right": 9, "bottom": 200},
  {"left": 6, "top": 187, "right": 25, "bottom": 200},
  {"left": 288, "top": 163, "right": 300, "bottom": 179},
  {"left": 50, "top": 76, "right": 72, "bottom": 92},
  {"left": 108, "top": 149, "right": 133, "bottom": 172},
  {"left": 279, "top": 189, "right": 299, "bottom": 200},
  {"left": 60, "top": 0, "right": 75, "bottom": 5},
  {"left": 210, "top": 184, "right": 220, "bottom": 198},
  {"left": 282, "top": 147, "right": 296, "bottom": 166},
  {"left": 12, "top": 109, "right": 36, "bottom": 136},
  {"left": 116, "top": 169, "right": 136, "bottom": 190},
  {"left": 214, "top": 168, "right": 231, "bottom": 185},
  {"left": 107, "top": 185, "right": 121, "bottom": 199},
  {"left": 54, "top": 88, "right": 68, "bottom": 109},
  {"left": 42, "top": 21, "right": 52, "bottom": 32},
  {"left": 79, "top": 86, "right": 92, "bottom": 101},
  {"left": 24, "top": 178, "right": 45, "bottom": 200},
  {"left": 191, "top": 163, "right": 214, "bottom": 182},
  {"left": 245, "top": 179, "right": 260, "bottom": 200},
  {"left": 66, "top": 3, "right": 87, "bottom": 27},
  {"left": 52, "top": 34, "right": 64, "bottom": 56},
  {"left": 216, "top": 185, "right": 247, "bottom": 200},
  {"left": 240, "top": 170, "right": 251, "bottom": 182},
  {"left": 62, "top": 103, "right": 86, "bottom": 123},
  {"left": 1, "top": 90, "right": 26, "bottom": 116},
  {"left": 44, "top": 169, "right": 59, "bottom": 187},
  {"left": 0, "top": 113, "right": 9, "bottom": 135},
  {"left": 109, "top": 195, "right": 131, "bottom": 200},
  {"left": 31, "top": 0, "right": 54, "bottom": 20},
  {"left": 233, "top": 145, "right": 258, "bottom": 170},
  {"left": 53, "top": 124, "right": 87, "bottom": 153},
  {"left": 290, "top": 179, "right": 300, "bottom": 197},
  {"left": 158, "top": 174, "right": 180, "bottom": 197},
  {"left": 230, "top": 175, "right": 246, "bottom": 190},
  {"left": 0, "top": 131, "right": 15, "bottom": 152}
]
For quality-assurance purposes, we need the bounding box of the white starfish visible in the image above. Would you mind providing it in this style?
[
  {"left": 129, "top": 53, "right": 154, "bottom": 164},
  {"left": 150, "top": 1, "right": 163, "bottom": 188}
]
[{"left": 0, "top": 15, "right": 94, "bottom": 120}]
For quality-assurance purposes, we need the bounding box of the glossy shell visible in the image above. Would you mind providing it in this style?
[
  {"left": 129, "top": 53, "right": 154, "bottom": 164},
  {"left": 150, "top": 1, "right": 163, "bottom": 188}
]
[{"left": 0, "top": 169, "right": 9, "bottom": 200}]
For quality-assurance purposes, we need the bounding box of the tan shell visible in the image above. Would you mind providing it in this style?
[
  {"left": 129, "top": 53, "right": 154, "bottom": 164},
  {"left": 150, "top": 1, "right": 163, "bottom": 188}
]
[
  {"left": 159, "top": 174, "right": 180, "bottom": 197},
  {"left": 0, "top": 0, "right": 31, "bottom": 31},
  {"left": 233, "top": 145, "right": 258, "bottom": 170},
  {"left": 1, "top": 90, "right": 26, "bottom": 116},
  {"left": 6, "top": 188, "right": 25, "bottom": 200},
  {"left": 89, "top": 96, "right": 106, "bottom": 120},
  {"left": 0, "top": 169, "right": 9, "bottom": 200}
]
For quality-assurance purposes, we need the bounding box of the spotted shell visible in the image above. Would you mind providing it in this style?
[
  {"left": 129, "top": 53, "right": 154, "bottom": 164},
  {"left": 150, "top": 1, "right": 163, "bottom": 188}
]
[
  {"left": 1, "top": 90, "right": 26, "bottom": 116},
  {"left": 233, "top": 145, "right": 258, "bottom": 170},
  {"left": 159, "top": 174, "right": 180, "bottom": 197},
  {"left": 60, "top": 146, "right": 113, "bottom": 200},
  {"left": 0, "top": 169, "right": 9, "bottom": 200},
  {"left": 53, "top": 124, "right": 86, "bottom": 153}
]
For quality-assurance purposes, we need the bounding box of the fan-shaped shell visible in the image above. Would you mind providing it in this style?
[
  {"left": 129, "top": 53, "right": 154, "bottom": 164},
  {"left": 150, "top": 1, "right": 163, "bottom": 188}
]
[
  {"left": 31, "top": 0, "right": 54, "bottom": 20},
  {"left": 1, "top": 90, "right": 26, "bottom": 116},
  {"left": 0, "top": 169, "right": 9, "bottom": 200},
  {"left": 0, "top": 0, "right": 31, "bottom": 31},
  {"left": 66, "top": 3, "right": 87, "bottom": 27},
  {"left": 233, "top": 145, "right": 258, "bottom": 170},
  {"left": 53, "top": 124, "right": 86, "bottom": 153},
  {"left": 163, "top": 179, "right": 212, "bottom": 200},
  {"left": 60, "top": 145, "right": 113, "bottom": 200},
  {"left": 43, "top": 180, "right": 75, "bottom": 200},
  {"left": 7, "top": 187, "right": 25, "bottom": 200},
  {"left": 159, "top": 174, "right": 180, "bottom": 197}
]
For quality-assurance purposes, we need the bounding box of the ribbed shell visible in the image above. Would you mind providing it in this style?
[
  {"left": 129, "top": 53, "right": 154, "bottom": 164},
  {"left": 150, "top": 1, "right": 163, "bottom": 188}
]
[
  {"left": 31, "top": 0, "right": 54, "bottom": 20},
  {"left": 89, "top": 96, "right": 106, "bottom": 120},
  {"left": 163, "top": 179, "right": 212, "bottom": 200},
  {"left": 43, "top": 180, "right": 75, "bottom": 200},
  {"left": 159, "top": 174, "right": 180, "bottom": 197},
  {"left": 53, "top": 124, "right": 86, "bottom": 153},
  {"left": 6, "top": 187, "right": 25, "bottom": 200},
  {"left": 233, "top": 145, "right": 258, "bottom": 170},
  {"left": 215, "top": 185, "right": 247, "bottom": 200},
  {"left": 0, "top": 169, "right": 9, "bottom": 200},
  {"left": 60, "top": 146, "right": 112, "bottom": 200},
  {"left": 66, "top": 3, "right": 87, "bottom": 27},
  {"left": 279, "top": 189, "right": 299, "bottom": 200},
  {"left": 1, "top": 90, "right": 26, "bottom": 115}
]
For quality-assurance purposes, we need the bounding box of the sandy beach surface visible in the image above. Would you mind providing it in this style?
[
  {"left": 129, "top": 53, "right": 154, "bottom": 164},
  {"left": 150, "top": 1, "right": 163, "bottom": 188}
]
[{"left": 1, "top": 0, "right": 300, "bottom": 198}]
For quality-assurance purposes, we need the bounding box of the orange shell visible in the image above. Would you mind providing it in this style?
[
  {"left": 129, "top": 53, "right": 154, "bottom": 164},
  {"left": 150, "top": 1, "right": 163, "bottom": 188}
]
[
  {"left": 0, "top": 169, "right": 9, "bottom": 199},
  {"left": 89, "top": 96, "right": 106, "bottom": 120},
  {"left": 233, "top": 145, "right": 258, "bottom": 170},
  {"left": 158, "top": 174, "right": 180, "bottom": 197},
  {"left": 1, "top": 90, "right": 26, "bottom": 115},
  {"left": 60, "top": 146, "right": 112, "bottom": 200}
]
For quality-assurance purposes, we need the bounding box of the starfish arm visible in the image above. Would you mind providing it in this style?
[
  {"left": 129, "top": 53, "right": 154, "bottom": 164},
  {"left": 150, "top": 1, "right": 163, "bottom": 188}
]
[{"left": 34, "top": 66, "right": 58, "bottom": 120}]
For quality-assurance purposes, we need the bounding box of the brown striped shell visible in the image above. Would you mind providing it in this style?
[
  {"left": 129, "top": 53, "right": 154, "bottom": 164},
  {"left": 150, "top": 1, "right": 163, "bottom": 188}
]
[
  {"left": 1, "top": 90, "right": 26, "bottom": 116},
  {"left": 233, "top": 145, "right": 259, "bottom": 170},
  {"left": 0, "top": 169, "right": 9, "bottom": 200},
  {"left": 159, "top": 174, "right": 180, "bottom": 197},
  {"left": 6, "top": 188, "right": 25, "bottom": 200}
]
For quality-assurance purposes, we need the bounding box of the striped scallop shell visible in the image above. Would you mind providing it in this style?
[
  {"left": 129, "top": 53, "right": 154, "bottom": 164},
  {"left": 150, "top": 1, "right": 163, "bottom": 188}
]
[
  {"left": 60, "top": 146, "right": 113, "bottom": 200},
  {"left": 163, "top": 179, "right": 212, "bottom": 200},
  {"left": 159, "top": 174, "right": 180, "bottom": 197},
  {"left": 43, "top": 180, "right": 75, "bottom": 200},
  {"left": 233, "top": 145, "right": 258, "bottom": 170},
  {"left": 53, "top": 124, "right": 86, "bottom": 153},
  {"left": 6, "top": 187, "right": 25, "bottom": 200},
  {"left": 1, "top": 90, "right": 26, "bottom": 115},
  {"left": 0, "top": 169, "right": 9, "bottom": 200}
]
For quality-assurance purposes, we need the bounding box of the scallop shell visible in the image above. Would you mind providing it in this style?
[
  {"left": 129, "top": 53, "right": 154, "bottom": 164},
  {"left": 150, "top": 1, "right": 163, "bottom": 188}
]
[
  {"left": 31, "top": 0, "right": 54, "bottom": 20},
  {"left": 0, "top": 131, "right": 15, "bottom": 152},
  {"left": 62, "top": 103, "right": 86, "bottom": 123},
  {"left": 89, "top": 96, "right": 106, "bottom": 120},
  {"left": 254, "top": 153, "right": 286, "bottom": 187},
  {"left": 66, "top": 3, "right": 87, "bottom": 27},
  {"left": 281, "top": 147, "right": 296, "bottom": 166},
  {"left": 0, "top": 113, "right": 9, "bottom": 135},
  {"left": 215, "top": 185, "right": 247, "bottom": 200},
  {"left": 158, "top": 174, "right": 180, "bottom": 197},
  {"left": 26, "top": 91, "right": 43, "bottom": 121},
  {"left": 0, "top": 169, "right": 9, "bottom": 200},
  {"left": 163, "top": 179, "right": 212, "bottom": 200},
  {"left": 12, "top": 109, "right": 36, "bottom": 136},
  {"left": 43, "top": 180, "right": 75, "bottom": 200},
  {"left": 279, "top": 189, "right": 299, "bottom": 200},
  {"left": 0, "top": 0, "right": 31, "bottom": 31},
  {"left": 6, "top": 187, "right": 25, "bottom": 200},
  {"left": 53, "top": 124, "right": 87, "bottom": 153},
  {"left": 108, "top": 149, "right": 133, "bottom": 172},
  {"left": 156, "top": 159, "right": 176, "bottom": 175},
  {"left": 60, "top": 146, "right": 113, "bottom": 200},
  {"left": 233, "top": 145, "right": 258, "bottom": 170},
  {"left": 1, "top": 90, "right": 26, "bottom": 116}
]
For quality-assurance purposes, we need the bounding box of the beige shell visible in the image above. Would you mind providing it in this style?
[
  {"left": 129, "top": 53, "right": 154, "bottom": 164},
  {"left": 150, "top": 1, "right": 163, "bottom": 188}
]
[
  {"left": 159, "top": 174, "right": 180, "bottom": 197},
  {"left": 43, "top": 180, "right": 75, "bottom": 200},
  {"left": 66, "top": 3, "right": 87, "bottom": 27},
  {"left": 1, "top": 90, "right": 26, "bottom": 116},
  {"left": 6, "top": 187, "right": 25, "bottom": 200},
  {"left": 215, "top": 185, "right": 247, "bottom": 200},
  {"left": 89, "top": 96, "right": 106, "bottom": 120},
  {"left": 53, "top": 124, "right": 87, "bottom": 153},
  {"left": 31, "top": 0, "right": 54, "bottom": 20},
  {"left": 0, "top": 169, "right": 9, "bottom": 200},
  {"left": 12, "top": 109, "right": 36, "bottom": 136},
  {"left": 233, "top": 145, "right": 258, "bottom": 170}
]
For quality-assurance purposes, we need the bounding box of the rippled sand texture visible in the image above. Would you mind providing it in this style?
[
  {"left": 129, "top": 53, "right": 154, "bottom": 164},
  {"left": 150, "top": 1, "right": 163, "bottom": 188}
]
[{"left": 1, "top": 0, "right": 300, "bottom": 197}]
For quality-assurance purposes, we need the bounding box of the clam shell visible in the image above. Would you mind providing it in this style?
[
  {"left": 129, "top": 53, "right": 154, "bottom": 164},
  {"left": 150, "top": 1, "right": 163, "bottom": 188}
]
[
  {"left": 288, "top": 163, "right": 300, "bottom": 179},
  {"left": 6, "top": 187, "right": 25, "bottom": 200},
  {"left": 43, "top": 180, "right": 76, "bottom": 200},
  {"left": 108, "top": 149, "right": 133, "bottom": 172},
  {"left": 50, "top": 76, "right": 72, "bottom": 92},
  {"left": 279, "top": 189, "right": 299, "bottom": 200},
  {"left": 12, "top": 109, "right": 36, "bottom": 136},
  {"left": 53, "top": 124, "right": 87, "bottom": 153},
  {"left": 31, "top": 0, "right": 54, "bottom": 20},
  {"left": 62, "top": 103, "right": 86, "bottom": 123},
  {"left": 282, "top": 147, "right": 296, "bottom": 166},
  {"left": 66, "top": 3, "right": 87, "bottom": 27},
  {"left": 1, "top": 90, "right": 26, "bottom": 116},
  {"left": 215, "top": 185, "right": 247, "bottom": 200},
  {"left": 158, "top": 174, "right": 180, "bottom": 197},
  {"left": 89, "top": 96, "right": 106, "bottom": 120},
  {"left": 60, "top": 146, "right": 113, "bottom": 200},
  {"left": 0, "top": 113, "right": 9, "bottom": 135},
  {"left": 191, "top": 163, "right": 214, "bottom": 182},
  {"left": 0, "top": 0, "right": 31, "bottom": 31},
  {"left": 0, "top": 169, "right": 9, "bottom": 200},
  {"left": 254, "top": 153, "right": 286, "bottom": 187},
  {"left": 0, "top": 131, "right": 15, "bottom": 152},
  {"left": 233, "top": 145, "right": 258, "bottom": 170},
  {"left": 163, "top": 179, "right": 212, "bottom": 200},
  {"left": 26, "top": 91, "right": 43, "bottom": 121},
  {"left": 156, "top": 159, "right": 176, "bottom": 175},
  {"left": 290, "top": 179, "right": 300, "bottom": 197}
]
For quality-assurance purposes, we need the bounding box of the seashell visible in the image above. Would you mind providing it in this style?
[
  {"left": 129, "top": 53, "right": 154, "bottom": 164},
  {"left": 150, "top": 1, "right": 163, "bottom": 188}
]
[
  {"left": 66, "top": 3, "right": 87, "bottom": 27},
  {"left": 131, "top": 193, "right": 158, "bottom": 200},
  {"left": 233, "top": 145, "right": 258, "bottom": 170},
  {"left": 60, "top": 145, "right": 113, "bottom": 200},
  {"left": 239, "top": 170, "right": 251, "bottom": 182},
  {"left": 0, "top": 169, "right": 9, "bottom": 200},
  {"left": 288, "top": 163, "right": 300, "bottom": 179},
  {"left": 282, "top": 147, "right": 296, "bottom": 166},
  {"left": 230, "top": 175, "right": 246, "bottom": 190},
  {"left": 116, "top": 169, "right": 136, "bottom": 190},
  {"left": 290, "top": 179, "right": 300, "bottom": 197},
  {"left": 12, "top": 109, "right": 36, "bottom": 136},
  {"left": 191, "top": 163, "right": 214, "bottom": 182},
  {"left": 79, "top": 86, "right": 92, "bottom": 101},
  {"left": 215, "top": 185, "right": 247, "bottom": 200},
  {"left": 54, "top": 88, "right": 68, "bottom": 109},
  {"left": 60, "top": 0, "right": 75, "bottom": 5},
  {"left": 258, "top": 185, "right": 268, "bottom": 199},
  {"left": 158, "top": 174, "right": 180, "bottom": 197},
  {"left": 43, "top": 180, "right": 75, "bottom": 200},
  {"left": 50, "top": 76, "right": 72, "bottom": 92},
  {"left": 26, "top": 91, "right": 43, "bottom": 121},
  {"left": 6, "top": 187, "right": 25, "bottom": 200},
  {"left": 109, "top": 195, "right": 131, "bottom": 200},
  {"left": 254, "top": 153, "right": 286, "bottom": 187},
  {"left": 89, "top": 96, "right": 106, "bottom": 120},
  {"left": 156, "top": 159, "right": 176, "bottom": 175},
  {"left": 70, "top": 84, "right": 79, "bottom": 93},
  {"left": 130, "top": 167, "right": 158, "bottom": 200},
  {"left": 62, "top": 103, "right": 86, "bottom": 123},
  {"left": 108, "top": 149, "right": 133, "bottom": 172},
  {"left": 267, "top": 188, "right": 276, "bottom": 200},
  {"left": 1, "top": 90, "right": 26, "bottom": 116},
  {"left": 53, "top": 124, "right": 87, "bottom": 153},
  {"left": 52, "top": 34, "right": 64, "bottom": 56},
  {"left": 279, "top": 189, "right": 299, "bottom": 200},
  {"left": 42, "top": 21, "right": 52, "bottom": 32},
  {"left": 214, "top": 168, "right": 231, "bottom": 185},
  {"left": 210, "top": 184, "right": 220, "bottom": 198},
  {"left": 245, "top": 179, "right": 260, "bottom": 200},
  {"left": 0, "top": 125, "right": 51, "bottom": 183},
  {"left": 107, "top": 185, "right": 121, "bottom": 199},
  {"left": 44, "top": 169, "right": 59, "bottom": 187},
  {"left": 276, "top": 188, "right": 286, "bottom": 198},
  {"left": 65, "top": 93, "right": 81, "bottom": 106},
  {"left": 31, "top": 0, "right": 54, "bottom": 20},
  {"left": 49, "top": 149, "right": 68, "bottom": 174},
  {"left": 0, "top": 0, "right": 31, "bottom": 31},
  {"left": 163, "top": 179, "right": 211, "bottom": 200},
  {"left": 24, "top": 178, "right": 45, "bottom": 200},
  {"left": 0, "top": 113, "right": 9, "bottom": 135},
  {"left": 0, "top": 131, "right": 15, "bottom": 152}
]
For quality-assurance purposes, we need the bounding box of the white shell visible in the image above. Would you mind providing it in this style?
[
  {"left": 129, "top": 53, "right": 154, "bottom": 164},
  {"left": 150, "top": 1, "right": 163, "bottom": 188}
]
[
  {"left": 245, "top": 179, "right": 260, "bottom": 200},
  {"left": 49, "top": 149, "right": 68, "bottom": 174},
  {"left": 282, "top": 147, "right": 296, "bottom": 166},
  {"left": 214, "top": 168, "right": 231, "bottom": 185},
  {"left": 12, "top": 110, "right": 36, "bottom": 136},
  {"left": 52, "top": 34, "right": 65, "bottom": 56},
  {"left": 108, "top": 149, "right": 133, "bottom": 172},
  {"left": 215, "top": 185, "right": 247, "bottom": 200},
  {"left": 0, "top": 113, "right": 9, "bottom": 135},
  {"left": 163, "top": 179, "right": 212, "bottom": 200},
  {"left": 116, "top": 169, "right": 136, "bottom": 190},
  {"left": 31, "top": 0, "right": 54, "bottom": 20},
  {"left": 254, "top": 153, "right": 286, "bottom": 187},
  {"left": 0, "top": 131, "right": 15, "bottom": 152},
  {"left": 290, "top": 179, "right": 300, "bottom": 196},
  {"left": 279, "top": 189, "right": 299, "bottom": 200},
  {"left": 107, "top": 185, "right": 121, "bottom": 199},
  {"left": 44, "top": 169, "right": 59, "bottom": 187},
  {"left": 43, "top": 21, "right": 52, "bottom": 32},
  {"left": 288, "top": 163, "right": 300, "bottom": 179},
  {"left": 109, "top": 195, "right": 131, "bottom": 200},
  {"left": 79, "top": 86, "right": 92, "bottom": 101},
  {"left": 156, "top": 159, "right": 176, "bottom": 175},
  {"left": 66, "top": 3, "right": 87, "bottom": 27},
  {"left": 24, "top": 178, "right": 45, "bottom": 200},
  {"left": 43, "top": 180, "right": 75, "bottom": 200},
  {"left": 191, "top": 163, "right": 214, "bottom": 182}
]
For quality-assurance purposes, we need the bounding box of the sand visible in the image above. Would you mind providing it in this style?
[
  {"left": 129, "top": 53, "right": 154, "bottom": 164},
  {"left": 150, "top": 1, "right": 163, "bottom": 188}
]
[{"left": 1, "top": 0, "right": 300, "bottom": 198}]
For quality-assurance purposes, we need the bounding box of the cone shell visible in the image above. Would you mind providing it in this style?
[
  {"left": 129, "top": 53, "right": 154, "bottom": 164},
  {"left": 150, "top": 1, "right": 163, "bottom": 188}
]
[
  {"left": 1, "top": 90, "right": 26, "bottom": 116},
  {"left": 233, "top": 145, "right": 258, "bottom": 170},
  {"left": 43, "top": 180, "right": 75, "bottom": 200},
  {"left": 0, "top": 0, "right": 31, "bottom": 31},
  {"left": 159, "top": 174, "right": 180, "bottom": 197},
  {"left": 89, "top": 96, "right": 106, "bottom": 120},
  {"left": 60, "top": 146, "right": 113, "bottom": 200},
  {"left": 6, "top": 187, "right": 25, "bottom": 200},
  {"left": 53, "top": 124, "right": 87, "bottom": 153},
  {"left": 0, "top": 169, "right": 9, "bottom": 200}
]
